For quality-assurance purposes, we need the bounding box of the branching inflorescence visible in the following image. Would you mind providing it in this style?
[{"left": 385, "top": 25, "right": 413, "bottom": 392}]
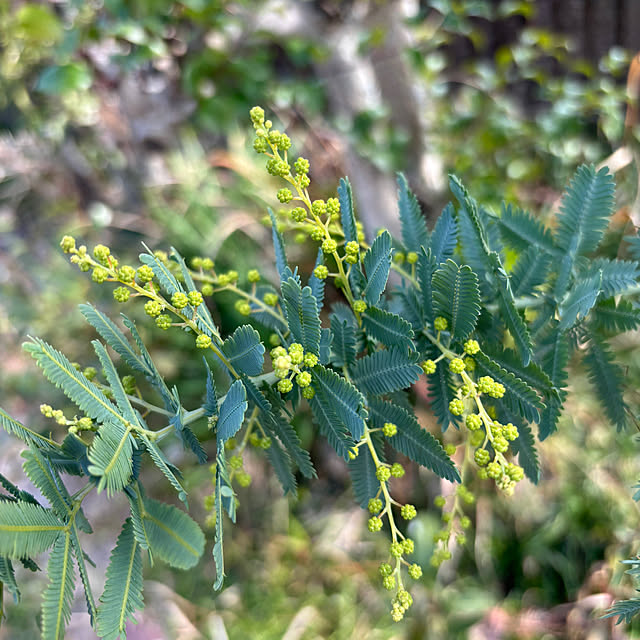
[{"left": 1, "top": 106, "right": 639, "bottom": 636}]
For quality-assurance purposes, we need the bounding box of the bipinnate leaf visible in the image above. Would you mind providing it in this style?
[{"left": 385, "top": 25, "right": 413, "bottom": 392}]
[
  {"left": 222, "top": 325, "right": 265, "bottom": 376},
  {"left": 0, "top": 406, "right": 58, "bottom": 451},
  {"left": 203, "top": 359, "right": 218, "bottom": 418},
  {"left": 308, "top": 248, "right": 326, "bottom": 311},
  {"left": 22, "top": 448, "right": 72, "bottom": 521},
  {"left": 488, "top": 252, "right": 534, "bottom": 366},
  {"left": 603, "top": 598, "right": 640, "bottom": 625},
  {"left": 362, "top": 308, "right": 414, "bottom": 350},
  {"left": 348, "top": 433, "right": 384, "bottom": 508},
  {"left": 427, "top": 359, "right": 459, "bottom": 431},
  {"left": 137, "top": 433, "right": 188, "bottom": 504},
  {"left": 87, "top": 421, "right": 134, "bottom": 495},
  {"left": 362, "top": 231, "right": 392, "bottom": 306},
  {"left": 338, "top": 177, "right": 358, "bottom": 245},
  {"left": 510, "top": 247, "right": 552, "bottom": 298},
  {"left": 140, "top": 497, "right": 204, "bottom": 570},
  {"left": 558, "top": 270, "right": 602, "bottom": 331},
  {"left": 23, "top": 338, "right": 126, "bottom": 427},
  {"left": 351, "top": 348, "right": 422, "bottom": 396},
  {"left": 0, "top": 556, "right": 20, "bottom": 604},
  {"left": 578, "top": 258, "right": 640, "bottom": 297},
  {"left": 80, "top": 304, "right": 152, "bottom": 379},
  {"left": 554, "top": 164, "right": 615, "bottom": 258},
  {"left": 311, "top": 365, "right": 367, "bottom": 441},
  {"left": 432, "top": 259, "right": 481, "bottom": 341},
  {"left": 584, "top": 335, "right": 628, "bottom": 430},
  {"left": 262, "top": 412, "right": 315, "bottom": 479},
  {"left": 369, "top": 399, "right": 460, "bottom": 482},
  {"left": 266, "top": 437, "right": 297, "bottom": 497},
  {"left": 268, "top": 207, "right": 290, "bottom": 281},
  {"left": 171, "top": 248, "right": 220, "bottom": 340},
  {"left": 281, "top": 278, "right": 322, "bottom": 355},
  {"left": 495, "top": 202, "right": 555, "bottom": 254},
  {"left": 93, "top": 341, "right": 140, "bottom": 427},
  {"left": 509, "top": 420, "right": 540, "bottom": 483},
  {"left": 430, "top": 203, "right": 457, "bottom": 265},
  {"left": 330, "top": 313, "right": 357, "bottom": 367},
  {"left": 139, "top": 244, "right": 183, "bottom": 297},
  {"left": 591, "top": 298, "right": 640, "bottom": 332},
  {"left": 473, "top": 352, "right": 543, "bottom": 423},
  {"left": 396, "top": 173, "right": 428, "bottom": 253},
  {"left": 0, "top": 502, "right": 64, "bottom": 558},
  {"left": 41, "top": 532, "right": 75, "bottom": 640},
  {"left": 216, "top": 380, "right": 248, "bottom": 445},
  {"left": 416, "top": 248, "right": 436, "bottom": 328},
  {"left": 308, "top": 393, "right": 355, "bottom": 461},
  {"left": 97, "top": 518, "right": 144, "bottom": 640}
]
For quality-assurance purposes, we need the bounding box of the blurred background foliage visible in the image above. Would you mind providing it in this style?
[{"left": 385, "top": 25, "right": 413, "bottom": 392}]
[{"left": 2, "top": 0, "right": 640, "bottom": 638}]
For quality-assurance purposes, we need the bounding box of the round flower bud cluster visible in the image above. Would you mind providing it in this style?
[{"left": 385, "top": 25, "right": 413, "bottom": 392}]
[
  {"left": 40, "top": 404, "right": 67, "bottom": 425},
  {"left": 382, "top": 422, "right": 397, "bottom": 437},
  {"left": 421, "top": 359, "right": 437, "bottom": 375},
  {"left": 270, "top": 343, "right": 318, "bottom": 396},
  {"left": 476, "top": 376, "right": 505, "bottom": 398},
  {"left": 449, "top": 358, "right": 465, "bottom": 374},
  {"left": 344, "top": 241, "right": 360, "bottom": 264},
  {"left": 353, "top": 300, "right": 367, "bottom": 313},
  {"left": 434, "top": 316, "right": 448, "bottom": 332}
]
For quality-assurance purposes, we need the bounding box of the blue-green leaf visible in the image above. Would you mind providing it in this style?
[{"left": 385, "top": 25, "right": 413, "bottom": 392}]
[
  {"left": 338, "top": 177, "right": 358, "bottom": 245},
  {"left": 558, "top": 270, "right": 602, "bottom": 331},
  {"left": 584, "top": 335, "right": 627, "bottom": 430},
  {"left": 216, "top": 380, "right": 247, "bottom": 445},
  {"left": 330, "top": 313, "right": 357, "bottom": 367},
  {"left": 554, "top": 164, "right": 615, "bottom": 257},
  {"left": 262, "top": 412, "right": 315, "bottom": 479},
  {"left": 221, "top": 325, "right": 265, "bottom": 377},
  {"left": 281, "top": 278, "right": 321, "bottom": 355},
  {"left": 430, "top": 203, "right": 457, "bottom": 265},
  {"left": 265, "top": 436, "right": 297, "bottom": 497},
  {"left": 432, "top": 260, "right": 481, "bottom": 341},
  {"left": 473, "top": 352, "right": 544, "bottom": 423},
  {"left": 139, "top": 244, "right": 183, "bottom": 297},
  {"left": 22, "top": 448, "right": 72, "bottom": 521},
  {"left": 368, "top": 398, "right": 459, "bottom": 482},
  {"left": 24, "top": 338, "right": 126, "bottom": 427},
  {"left": 96, "top": 518, "right": 144, "bottom": 640},
  {"left": 348, "top": 433, "right": 384, "bottom": 507},
  {"left": 0, "top": 406, "right": 58, "bottom": 451},
  {"left": 0, "top": 556, "right": 19, "bottom": 604},
  {"left": 397, "top": 173, "right": 428, "bottom": 253},
  {"left": 578, "top": 258, "right": 640, "bottom": 297},
  {"left": 510, "top": 247, "right": 553, "bottom": 298},
  {"left": 362, "top": 231, "right": 392, "bottom": 305},
  {"left": 495, "top": 202, "right": 556, "bottom": 254},
  {"left": 416, "top": 247, "right": 436, "bottom": 328},
  {"left": 427, "top": 359, "right": 459, "bottom": 431},
  {"left": 308, "top": 248, "right": 326, "bottom": 311},
  {"left": 311, "top": 366, "right": 367, "bottom": 441},
  {"left": 308, "top": 393, "right": 355, "bottom": 460},
  {"left": 0, "top": 502, "right": 64, "bottom": 558},
  {"left": 87, "top": 421, "right": 134, "bottom": 496},
  {"left": 510, "top": 421, "right": 540, "bottom": 484},
  {"left": 351, "top": 348, "right": 422, "bottom": 396},
  {"left": 203, "top": 359, "right": 218, "bottom": 418},
  {"left": 268, "top": 207, "right": 290, "bottom": 281},
  {"left": 212, "top": 450, "right": 226, "bottom": 590},
  {"left": 41, "top": 532, "right": 75, "bottom": 640},
  {"left": 591, "top": 298, "right": 640, "bottom": 332},
  {"left": 138, "top": 433, "right": 187, "bottom": 504},
  {"left": 362, "top": 308, "right": 414, "bottom": 349}
]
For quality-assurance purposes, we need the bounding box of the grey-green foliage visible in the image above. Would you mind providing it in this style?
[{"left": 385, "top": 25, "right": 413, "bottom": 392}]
[{"left": 1, "top": 161, "right": 639, "bottom": 636}]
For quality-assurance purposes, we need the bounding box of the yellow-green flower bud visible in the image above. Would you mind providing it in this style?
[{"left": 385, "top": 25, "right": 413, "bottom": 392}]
[
  {"left": 277, "top": 378, "right": 293, "bottom": 394},
  {"left": 303, "top": 353, "right": 318, "bottom": 368},
  {"left": 434, "top": 316, "right": 448, "bottom": 331},
  {"left": 401, "top": 504, "right": 417, "bottom": 520},
  {"left": 382, "top": 422, "right": 397, "bottom": 437},
  {"left": 188, "top": 291, "right": 203, "bottom": 307},
  {"left": 406, "top": 251, "right": 418, "bottom": 264},
  {"left": 391, "top": 463, "right": 405, "bottom": 478},
  {"left": 118, "top": 266, "right": 136, "bottom": 284},
  {"left": 247, "top": 269, "right": 260, "bottom": 283},
  {"left": 171, "top": 292, "right": 189, "bottom": 309},
  {"left": 463, "top": 339, "right": 480, "bottom": 355},
  {"left": 113, "top": 287, "right": 130, "bottom": 302},
  {"left": 326, "top": 197, "right": 340, "bottom": 219},
  {"left": 294, "top": 157, "right": 310, "bottom": 175},
  {"left": 376, "top": 466, "right": 391, "bottom": 482},
  {"left": 302, "top": 385, "right": 315, "bottom": 399},
  {"left": 390, "top": 541, "right": 404, "bottom": 558},
  {"left": 92, "top": 267, "right": 109, "bottom": 283},
  {"left": 136, "top": 265, "right": 154, "bottom": 283},
  {"left": 421, "top": 359, "right": 437, "bottom": 374},
  {"left": 83, "top": 367, "right": 97, "bottom": 381},
  {"left": 465, "top": 414, "right": 482, "bottom": 431},
  {"left": 448, "top": 398, "right": 464, "bottom": 416},
  {"left": 449, "top": 358, "right": 465, "bottom": 374},
  {"left": 144, "top": 300, "right": 163, "bottom": 317},
  {"left": 353, "top": 300, "right": 367, "bottom": 313},
  {"left": 60, "top": 236, "right": 76, "bottom": 253},
  {"left": 196, "top": 334, "right": 212, "bottom": 349},
  {"left": 393, "top": 251, "right": 405, "bottom": 264},
  {"left": 277, "top": 188, "right": 293, "bottom": 203},
  {"left": 408, "top": 563, "right": 422, "bottom": 579},
  {"left": 474, "top": 448, "right": 490, "bottom": 466},
  {"left": 93, "top": 244, "right": 111, "bottom": 265},
  {"left": 122, "top": 375, "right": 136, "bottom": 394},
  {"left": 201, "top": 283, "right": 214, "bottom": 296},
  {"left": 296, "top": 371, "right": 312, "bottom": 388},
  {"left": 368, "top": 516, "right": 383, "bottom": 532},
  {"left": 321, "top": 238, "right": 337, "bottom": 254},
  {"left": 313, "top": 265, "right": 328, "bottom": 280},
  {"left": 156, "top": 314, "right": 172, "bottom": 330}
]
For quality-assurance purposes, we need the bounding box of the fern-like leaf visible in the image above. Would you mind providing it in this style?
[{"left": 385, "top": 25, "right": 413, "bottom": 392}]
[
  {"left": 268, "top": 207, "right": 290, "bottom": 281},
  {"left": 96, "top": 518, "right": 144, "bottom": 640},
  {"left": 308, "top": 393, "right": 355, "bottom": 460},
  {"left": 140, "top": 496, "right": 204, "bottom": 569},
  {"left": 416, "top": 248, "right": 436, "bottom": 328},
  {"left": 362, "top": 307, "right": 414, "bottom": 350},
  {"left": 578, "top": 258, "right": 640, "bottom": 297},
  {"left": 428, "top": 358, "right": 459, "bottom": 431},
  {"left": 22, "top": 448, "right": 72, "bottom": 521},
  {"left": 139, "top": 244, "right": 183, "bottom": 297},
  {"left": 308, "top": 248, "right": 326, "bottom": 311},
  {"left": 488, "top": 252, "right": 534, "bottom": 366},
  {"left": 41, "top": 532, "right": 75, "bottom": 640},
  {"left": 0, "top": 555, "right": 20, "bottom": 604},
  {"left": 0, "top": 406, "right": 58, "bottom": 451},
  {"left": 137, "top": 433, "right": 188, "bottom": 504},
  {"left": 591, "top": 298, "right": 640, "bottom": 332},
  {"left": 432, "top": 259, "right": 481, "bottom": 340},
  {"left": 369, "top": 398, "right": 460, "bottom": 482},
  {"left": 474, "top": 352, "right": 543, "bottom": 423},
  {"left": 330, "top": 313, "right": 357, "bottom": 367},
  {"left": 362, "top": 231, "right": 392, "bottom": 306},
  {"left": 430, "top": 203, "right": 457, "bottom": 265},
  {"left": 281, "top": 278, "right": 322, "bottom": 355},
  {"left": 266, "top": 436, "right": 297, "bottom": 497},
  {"left": 262, "top": 412, "right": 315, "bottom": 479},
  {"left": 352, "top": 348, "right": 422, "bottom": 396},
  {"left": 87, "top": 421, "right": 134, "bottom": 495},
  {"left": 348, "top": 432, "right": 384, "bottom": 507},
  {"left": 80, "top": 304, "right": 152, "bottom": 378},
  {"left": 338, "top": 177, "right": 358, "bottom": 245},
  {"left": 510, "top": 247, "right": 552, "bottom": 298},
  {"left": 584, "top": 335, "right": 628, "bottom": 430},
  {"left": 24, "top": 338, "right": 126, "bottom": 427},
  {"left": 216, "top": 380, "right": 248, "bottom": 446},
  {"left": 554, "top": 164, "right": 615, "bottom": 258},
  {"left": 603, "top": 597, "right": 640, "bottom": 625},
  {"left": 496, "top": 202, "right": 556, "bottom": 254},
  {"left": 221, "top": 325, "right": 265, "bottom": 377},
  {"left": 311, "top": 365, "right": 366, "bottom": 441},
  {"left": 397, "top": 173, "right": 428, "bottom": 253},
  {"left": 510, "top": 420, "right": 540, "bottom": 483},
  {"left": 558, "top": 270, "right": 602, "bottom": 331},
  {"left": 0, "top": 502, "right": 64, "bottom": 558}
]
